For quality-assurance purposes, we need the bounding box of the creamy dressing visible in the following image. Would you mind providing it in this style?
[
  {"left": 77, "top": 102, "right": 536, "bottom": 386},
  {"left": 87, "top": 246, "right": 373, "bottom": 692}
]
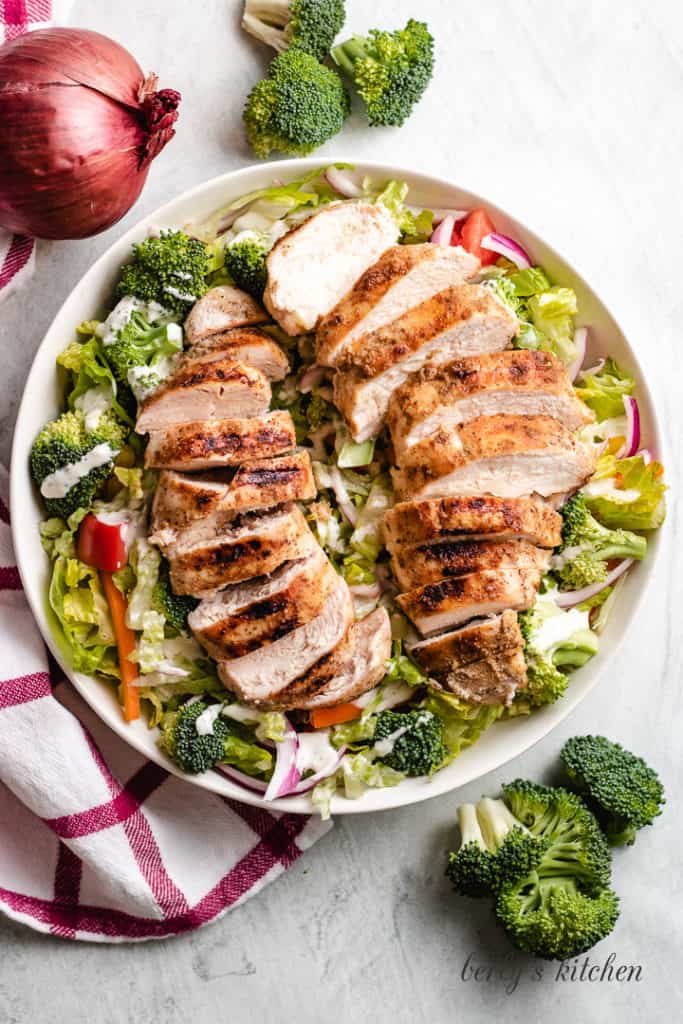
[
  {"left": 164, "top": 285, "right": 196, "bottom": 303},
  {"left": 296, "top": 730, "right": 338, "bottom": 776},
  {"left": 533, "top": 607, "right": 590, "bottom": 655},
  {"left": 40, "top": 443, "right": 117, "bottom": 500},
  {"left": 550, "top": 545, "right": 583, "bottom": 571},
  {"left": 195, "top": 703, "right": 223, "bottom": 736},
  {"left": 372, "top": 712, "right": 431, "bottom": 758},
  {"left": 74, "top": 385, "right": 112, "bottom": 431},
  {"left": 96, "top": 296, "right": 174, "bottom": 346}
]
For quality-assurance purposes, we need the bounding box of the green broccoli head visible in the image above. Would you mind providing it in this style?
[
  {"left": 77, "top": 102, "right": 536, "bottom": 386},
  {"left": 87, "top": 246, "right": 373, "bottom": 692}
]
[
  {"left": 159, "top": 701, "right": 231, "bottom": 774},
  {"left": 152, "top": 561, "right": 198, "bottom": 635},
  {"left": 244, "top": 49, "right": 350, "bottom": 158},
  {"left": 104, "top": 307, "right": 183, "bottom": 406},
  {"left": 332, "top": 19, "right": 434, "bottom": 127},
  {"left": 374, "top": 709, "right": 446, "bottom": 777},
  {"left": 117, "top": 231, "right": 210, "bottom": 316},
  {"left": 242, "top": 0, "right": 346, "bottom": 62},
  {"left": 30, "top": 410, "right": 127, "bottom": 518},
  {"left": 553, "top": 493, "right": 646, "bottom": 591},
  {"left": 224, "top": 237, "right": 269, "bottom": 300},
  {"left": 560, "top": 735, "right": 665, "bottom": 846},
  {"left": 516, "top": 598, "right": 599, "bottom": 709},
  {"left": 446, "top": 799, "right": 549, "bottom": 899}
]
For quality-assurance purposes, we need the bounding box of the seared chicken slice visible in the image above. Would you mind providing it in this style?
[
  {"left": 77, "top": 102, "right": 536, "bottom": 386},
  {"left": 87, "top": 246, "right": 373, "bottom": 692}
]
[
  {"left": 391, "top": 538, "right": 551, "bottom": 591},
  {"left": 260, "top": 608, "right": 392, "bottom": 711},
  {"left": 144, "top": 411, "right": 296, "bottom": 471},
  {"left": 165, "top": 504, "right": 316, "bottom": 596},
  {"left": 384, "top": 495, "right": 562, "bottom": 550},
  {"left": 429, "top": 650, "right": 528, "bottom": 706},
  {"left": 316, "top": 244, "right": 479, "bottom": 366},
  {"left": 181, "top": 327, "right": 289, "bottom": 381},
  {"left": 218, "top": 574, "right": 354, "bottom": 703},
  {"left": 189, "top": 547, "right": 339, "bottom": 660},
  {"left": 410, "top": 610, "right": 523, "bottom": 672},
  {"left": 392, "top": 415, "right": 596, "bottom": 501},
  {"left": 396, "top": 567, "right": 541, "bottom": 636},
  {"left": 184, "top": 285, "right": 268, "bottom": 343},
  {"left": 333, "top": 285, "right": 518, "bottom": 441},
  {"left": 263, "top": 202, "right": 399, "bottom": 335},
  {"left": 136, "top": 358, "right": 271, "bottom": 432},
  {"left": 150, "top": 451, "right": 315, "bottom": 539},
  {"left": 388, "top": 350, "right": 594, "bottom": 459}
]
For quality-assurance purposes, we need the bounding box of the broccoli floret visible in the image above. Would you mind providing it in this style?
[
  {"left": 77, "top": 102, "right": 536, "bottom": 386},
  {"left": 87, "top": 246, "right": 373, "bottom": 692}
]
[
  {"left": 30, "top": 410, "right": 127, "bottom": 518},
  {"left": 104, "top": 307, "right": 183, "bottom": 407},
  {"left": 244, "top": 49, "right": 350, "bottom": 158},
  {"left": 373, "top": 709, "right": 446, "bottom": 777},
  {"left": 332, "top": 19, "right": 434, "bottom": 127},
  {"left": 446, "top": 799, "right": 549, "bottom": 898},
  {"left": 242, "top": 0, "right": 346, "bottom": 61},
  {"left": 560, "top": 735, "right": 665, "bottom": 846},
  {"left": 516, "top": 598, "right": 599, "bottom": 709},
  {"left": 159, "top": 701, "right": 231, "bottom": 774},
  {"left": 152, "top": 561, "right": 198, "bottom": 635},
  {"left": 493, "top": 780, "right": 618, "bottom": 959},
  {"left": 224, "top": 237, "right": 269, "bottom": 300},
  {"left": 117, "top": 231, "right": 210, "bottom": 316},
  {"left": 553, "top": 493, "right": 646, "bottom": 591}
]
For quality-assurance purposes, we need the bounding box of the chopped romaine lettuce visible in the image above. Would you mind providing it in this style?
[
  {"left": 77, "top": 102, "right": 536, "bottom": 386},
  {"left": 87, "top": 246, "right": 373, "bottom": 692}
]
[
  {"left": 47, "top": 554, "right": 116, "bottom": 675},
  {"left": 527, "top": 286, "right": 578, "bottom": 365},
  {"left": 575, "top": 358, "right": 635, "bottom": 421},
  {"left": 583, "top": 453, "right": 666, "bottom": 530},
  {"left": 419, "top": 690, "right": 503, "bottom": 763}
]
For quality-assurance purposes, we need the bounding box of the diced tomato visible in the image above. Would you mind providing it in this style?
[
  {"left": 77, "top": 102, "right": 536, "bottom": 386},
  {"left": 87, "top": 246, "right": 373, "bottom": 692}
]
[
  {"left": 78, "top": 514, "right": 128, "bottom": 573},
  {"left": 450, "top": 217, "right": 465, "bottom": 246},
  {"left": 459, "top": 208, "right": 498, "bottom": 265}
]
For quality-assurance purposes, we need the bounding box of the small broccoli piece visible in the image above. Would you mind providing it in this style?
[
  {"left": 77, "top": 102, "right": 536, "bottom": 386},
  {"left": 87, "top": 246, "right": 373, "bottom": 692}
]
[
  {"left": 104, "top": 308, "right": 183, "bottom": 407},
  {"left": 446, "top": 799, "right": 549, "bottom": 898},
  {"left": 374, "top": 709, "right": 446, "bottom": 777},
  {"left": 224, "top": 237, "right": 269, "bottom": 300},
  {"left": 553, "top": 493, "right": 646, "bottom": 591},
  {"left": 159, "top": 701, "right": 231, "bottom": 774},
  {"left": 560, "top": 735, "right": 665, "bottom": 846},
  {"left": 117, "top": 230, "right": 210, "bottom": 316},
  {"left": 244, "top": 49, "right": 350, "bottom": 158},
  {"left": 493, "top": 780, "right": 618, "bottom": 959},
  {"left": 332, "top": 19, "right": 434, "bottom": 127},
  {"left": 30, "top": 410, "right": 127, "bottom": 518},
  {"left": 516, "top": 598, "right": 599, "bottom": 709},
  {"left": 242, "top": 0, "right": 346, "bottom": 62},
  {"left": 152, "top": 561, "right": 198, "bottom": 635}
]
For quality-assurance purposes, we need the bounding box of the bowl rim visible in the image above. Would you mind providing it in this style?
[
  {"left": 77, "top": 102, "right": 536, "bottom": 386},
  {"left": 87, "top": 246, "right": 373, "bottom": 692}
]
[{"left": 9, "top": 156, "right": 665, "bottom": 816}]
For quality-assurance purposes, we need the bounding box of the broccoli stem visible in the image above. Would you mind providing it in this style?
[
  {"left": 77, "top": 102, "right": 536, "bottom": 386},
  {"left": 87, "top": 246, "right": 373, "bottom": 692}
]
[
  {"left": 332, "top": 36, "right": 367, "bottom": 74},
  {"left": 457, "top": 803, "right": 486, "bottom": 850},
  {"left": 477, "top": 797, "right": 526, "bottom": 851}
]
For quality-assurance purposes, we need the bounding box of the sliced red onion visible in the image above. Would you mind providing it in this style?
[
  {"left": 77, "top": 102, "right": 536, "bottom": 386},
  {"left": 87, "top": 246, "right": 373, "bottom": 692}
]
[
  {"left": 580, "top": 357, "right": 605, "bottom": 378},
  {"left": 264, "top": 720, "right": 300, "bottom": 802},
  {"left": 430, "top": 214, "right": 456, "bottom": 246},
  {"left": 638, "top": 448, "right": 652, "bottom": 465},
  {"left": 299, "top": 363, "right": 326, "bottom": 394},
  {"left": 216, "top": 764, "right": 268, "bottom": 793},
  {"left": 568, "top": 327, "right": 588, "bottom": 382},
  {"left": 616, "top": 396, "right": 640, "bottom": 458},
  {"left": 430, "top": 208, "right": 469, "bottom": 225},
  {"left": 325, "top": 167, "right": 363, "bottom": 198},
  {"left": 481, "top": 232, "right": 532, "bottom": 269},
  {"left": 330, "top": 465, "right": 358, "bottom": 526},
  {"left": 555, "top": 558, "right": 635, "bottom": 608},
  {"left": 349, "top": 582, "right": 381, "bottom": 599}
]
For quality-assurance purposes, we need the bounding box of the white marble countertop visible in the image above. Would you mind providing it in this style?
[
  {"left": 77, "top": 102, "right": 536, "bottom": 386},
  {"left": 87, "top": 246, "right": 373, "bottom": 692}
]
[{"left": 1, "top": 1, "right": 681, "bottom": 1021}]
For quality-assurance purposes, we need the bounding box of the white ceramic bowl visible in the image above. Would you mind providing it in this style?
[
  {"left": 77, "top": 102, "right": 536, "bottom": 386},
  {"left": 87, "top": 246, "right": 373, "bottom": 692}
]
[{"left": 10, "top": 158, "right": 663, "bottom": 816}]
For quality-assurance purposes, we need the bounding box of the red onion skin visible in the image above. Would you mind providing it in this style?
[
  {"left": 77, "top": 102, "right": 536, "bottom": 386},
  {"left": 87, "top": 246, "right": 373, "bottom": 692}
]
[{"left": 0, "top": 29, "right": 180, "bottom": 239}]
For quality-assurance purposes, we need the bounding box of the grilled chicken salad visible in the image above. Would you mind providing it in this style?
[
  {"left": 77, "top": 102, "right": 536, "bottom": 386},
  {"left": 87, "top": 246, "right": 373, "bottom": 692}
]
[{"left": 31, "top": 165, "right": 667, "bottom": 816}]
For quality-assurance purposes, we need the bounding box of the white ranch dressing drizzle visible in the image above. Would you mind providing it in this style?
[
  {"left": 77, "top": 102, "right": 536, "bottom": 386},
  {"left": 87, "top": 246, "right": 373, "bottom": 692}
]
[
  {"left": 372, "top": 712, "right": 432, "bottom": 758},
  {"left": 296, "top": 730, "right": 338, "bottom": 776},
  {"left": 533, "top": 607, "right": 590, "bottom": 655},
  {"left": 195, "top": 703, "right": 223, "bottom": 737},
  {"left": 40, "top": 443, "right": 117, "bottom": 500},
  {"left": 74, "top": 385, "right": 112, "bottom": 431}
]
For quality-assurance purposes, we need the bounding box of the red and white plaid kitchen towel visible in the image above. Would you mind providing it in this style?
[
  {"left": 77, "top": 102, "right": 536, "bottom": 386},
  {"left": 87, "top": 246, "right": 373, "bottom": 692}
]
[{"left": 0, "top": 467, "right": 332, "bottom": 941}]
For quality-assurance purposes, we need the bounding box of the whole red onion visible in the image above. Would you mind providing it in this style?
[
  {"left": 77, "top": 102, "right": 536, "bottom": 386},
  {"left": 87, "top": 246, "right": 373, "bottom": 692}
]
[{"left": 0, "top": 28, "right": 181, "bottom": 239}]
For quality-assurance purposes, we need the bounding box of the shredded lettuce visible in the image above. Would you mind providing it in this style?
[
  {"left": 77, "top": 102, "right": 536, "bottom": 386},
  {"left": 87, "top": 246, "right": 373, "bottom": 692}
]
[
  {"left": 385, "top": 639, "right": 430, "bottom": 688},
  {"left": 348, "top": 476, "right": 391, "bottom": 562},
  {"left": 575, "top": 358, "right": 635, "bottom": 421},
  {"left": 57, "top": 322, "right": 133, "bottom": 427},
  {"left": 527, "top": 286, "right": 578, "bottom": 365},
  {"left": 420, "top": 690, "right": 503, "bottom": 764},
  {"left": 583, "top": 453, "right": 666, "bottom": 530},
  {"left": 367, "top": 178, "right": 433, "bottom": 241},
  {"left": 337, "top": 438, "right": 375, "bottom": 468},
  {"left": 47, "top": 554, "right": 116, "bottom": 675}
]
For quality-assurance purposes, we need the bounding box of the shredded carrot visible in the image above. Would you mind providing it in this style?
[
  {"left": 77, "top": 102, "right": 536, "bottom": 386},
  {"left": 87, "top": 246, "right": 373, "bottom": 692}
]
[
  {"left": 310, "top": 703, "right": 361, "bottom": 729},
  {"left": 100, "top": 571, "right": 140, "bottom": 722}
]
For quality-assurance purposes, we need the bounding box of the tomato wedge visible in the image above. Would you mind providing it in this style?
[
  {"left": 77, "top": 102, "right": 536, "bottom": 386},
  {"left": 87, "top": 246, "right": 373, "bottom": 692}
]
[
  {"left": 78, "top": 513, "right": 128, "bottom": 573},
  {"left": 459, "top": 208, "right": 498, "bottom": 265}
]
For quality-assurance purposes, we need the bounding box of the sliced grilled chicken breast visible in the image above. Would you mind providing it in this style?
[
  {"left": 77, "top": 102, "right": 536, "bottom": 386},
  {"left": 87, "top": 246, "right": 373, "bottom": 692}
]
[
  {"left": 261, "top": 608, "right": 392, "bottom": 711},
  {"left": 392, "top": 415, "right": 596, "bottom": 501},
  {"left": 181, "top": 327, "right": 289, "bottom": 381},
  {"left": 410, "top": 610, "right": 523, "bottom": 672},
  {"left": 431, "top": 650, "right": 528, "bottom": 705},
  {"left": 391, "top": 538, "right": 551, "bottom": 591},
  {"left": 316, "top": 244, "right": 479, "bottom": 366},
  {"left": 150, "top": 451, "right": 316, "bottom": 545},
  {"left": 189, "top": 548, "right": 338, "bottom": 660},
  {"left": 144, "top": 411, "right": 296, "bottom": 471},
  {"left": 388, "top": 350, "right": 594, "bottom": 458},
  {"left": 396, "top": 567, "right": 541, "bottom": 636},
  {"left": 333, "top": 285, "right": 518, "bottom": 441},
  {"left": 184, "top": 285, "right": 268, "bottom": 343},
  {"left": 136, "top": 358, "right": 271, "bottom": 432},
  {"left": 218, "top": 575, "right": 354, "bottom": 704},
  {"left": 166, "top": 504, "right": 316, "bottom": 596},
  {"left": 263, "top": 202, "right": 399, "bottom": 335},
  {"left": 384, "top": 495, "right": 562, "bottom": 551}
]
